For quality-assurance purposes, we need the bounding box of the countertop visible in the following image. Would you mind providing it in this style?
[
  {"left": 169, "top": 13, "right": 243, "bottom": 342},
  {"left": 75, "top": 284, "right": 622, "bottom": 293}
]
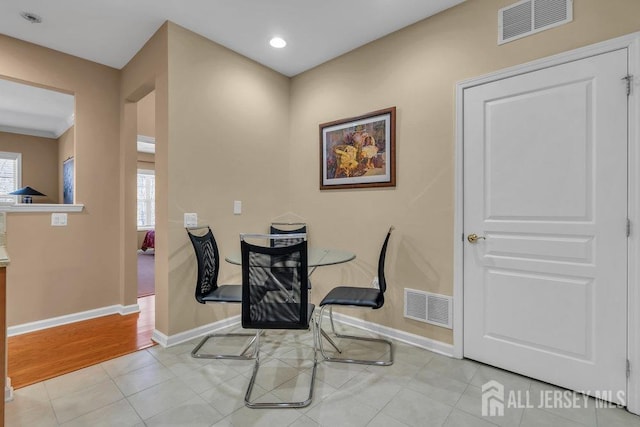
[{"left": 0, "top": 246, "right": 10, "bottom": 267}]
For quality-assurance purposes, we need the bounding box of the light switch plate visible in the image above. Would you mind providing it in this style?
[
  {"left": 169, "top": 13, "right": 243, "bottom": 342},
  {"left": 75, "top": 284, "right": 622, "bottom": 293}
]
[
  {"left": 184, "top": 213, "right": 198, "bottom": 228},
  {"left": 52, "top": 213, "right": 68, "bottom": 226},
  {"left": 233, "top": 200, "right": 242, "bottom": 215}
]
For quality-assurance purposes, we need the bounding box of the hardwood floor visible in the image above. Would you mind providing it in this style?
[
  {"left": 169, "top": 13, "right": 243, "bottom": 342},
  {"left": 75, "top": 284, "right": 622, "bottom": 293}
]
[{"left": 7, "top": 295, "right": 155, "bottom": 389}]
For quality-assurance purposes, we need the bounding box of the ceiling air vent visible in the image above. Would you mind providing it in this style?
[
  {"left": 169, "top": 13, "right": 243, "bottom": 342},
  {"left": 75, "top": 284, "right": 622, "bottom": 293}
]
[{"left": 499, "top": 0, "right": 573, "bottom": 45}]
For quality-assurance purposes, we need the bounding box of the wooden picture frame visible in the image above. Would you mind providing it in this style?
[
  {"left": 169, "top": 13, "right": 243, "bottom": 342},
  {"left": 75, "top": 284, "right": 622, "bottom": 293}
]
[{"left": 320, "top": 107, "right": 396, "bottom": 190}]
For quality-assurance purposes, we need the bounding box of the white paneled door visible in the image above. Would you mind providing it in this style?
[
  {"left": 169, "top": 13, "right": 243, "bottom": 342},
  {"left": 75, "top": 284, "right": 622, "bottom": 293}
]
[{"left": 463, "top": 49, "right": 628, "bottom": 397}]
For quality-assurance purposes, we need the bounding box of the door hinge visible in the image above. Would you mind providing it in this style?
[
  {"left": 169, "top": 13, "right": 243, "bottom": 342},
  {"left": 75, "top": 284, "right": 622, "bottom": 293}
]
[
  {"left": 627, "top": 218, "right": 631, "bottom": 237},
  {"left": 627, "top": 359, "right": 631, "bottom": 378},
  {"left": 623, "top": 75, "right": 633, "bottom": 96}
]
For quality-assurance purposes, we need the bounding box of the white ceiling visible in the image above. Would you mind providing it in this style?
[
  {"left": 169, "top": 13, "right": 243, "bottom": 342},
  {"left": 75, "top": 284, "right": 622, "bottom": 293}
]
[
  {"left": 0, "top": 79, "right": 74, "bottom": 139},
  {"left": 0, "top": 0, "right": 465, "bottom": 137},
  {"left": 0, "top": 0, "right": 465, "bottom": 77}
]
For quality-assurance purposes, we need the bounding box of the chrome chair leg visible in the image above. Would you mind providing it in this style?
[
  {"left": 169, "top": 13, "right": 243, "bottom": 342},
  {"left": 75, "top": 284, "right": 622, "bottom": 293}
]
[
  {"left": 245, "top": 325, "right": 318, "bottom": 409},
  {"left": 191, "top": 331, "right": 259, "bottom": 360},
  {"left": 309, "top": 278, "right": 341, "bottom": 353},
  {"left": 317, "top": 305, "right": 394, "bottom": 366},
  {"left": 320, "top": 328, "right": 342, "bottom": 354}
]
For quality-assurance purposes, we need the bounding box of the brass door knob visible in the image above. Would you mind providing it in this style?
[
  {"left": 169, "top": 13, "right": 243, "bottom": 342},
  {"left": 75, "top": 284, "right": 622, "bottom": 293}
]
[{"left": 467, "top": 233, "right": 486, "bottom": 243}]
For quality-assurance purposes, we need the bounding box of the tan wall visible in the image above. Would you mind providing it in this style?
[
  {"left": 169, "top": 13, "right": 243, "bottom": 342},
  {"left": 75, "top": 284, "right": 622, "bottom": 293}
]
[
  {"left": 120, "top": 24, "right": 169, "bottom": 330},
  {"left": 0, "top": 131, "right": 59, "bottom": 204},
  {"left": 289, "top": 0, "right": 640, "bottom": 344},
  {"left": 3, "top": 0, "right": 640, "bottom": 343},
  {"left": 58, "top": 126, "right": 74, "bottom": 203},
  {"left": 0, "top": 35, "right": 121, "bottom": 326},
  {"left": 166, "top": 23, "right": 290, "bottom": 335},
  {"left": 137, "top": 154, "right": 155, "bottom": 171},
  {"left": 137, "top": 89, "right": 156, "bottom": 170},
  {"left": 137, "top": 91, "right": 156, "bottom": 138},
  {"left": 137, "top": 87, "right": 156, "bottom": 169}
]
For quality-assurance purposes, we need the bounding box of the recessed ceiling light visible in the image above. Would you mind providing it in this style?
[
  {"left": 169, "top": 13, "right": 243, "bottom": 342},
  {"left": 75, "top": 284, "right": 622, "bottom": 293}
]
[
  {"left": 269, "top": 37, "right": 287, "bottom": 48},
  {"left": 20, "top": 11, "right": 42, "bottom": 24}
]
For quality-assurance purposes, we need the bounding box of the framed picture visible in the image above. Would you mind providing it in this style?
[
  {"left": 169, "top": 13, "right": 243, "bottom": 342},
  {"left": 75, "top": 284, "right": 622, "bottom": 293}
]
[
  {"left": 320, "top": 107, "right": 396, "bottom": 190},
  {"left": 63, "top": 157, "right": 74, "bottom": 204}
]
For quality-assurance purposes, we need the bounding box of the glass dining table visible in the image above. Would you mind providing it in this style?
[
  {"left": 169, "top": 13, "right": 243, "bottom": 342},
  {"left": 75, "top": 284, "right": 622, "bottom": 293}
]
[
  {"left": 224, "top": 247, "right": 356, "bottom": 275},
  {"left": 225, "top": 246, "right": 356, "bottom": 352}
]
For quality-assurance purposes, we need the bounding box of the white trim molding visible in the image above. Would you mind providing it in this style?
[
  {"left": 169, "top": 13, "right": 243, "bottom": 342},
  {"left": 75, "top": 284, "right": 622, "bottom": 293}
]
[
  {"left": 151, "top": 329, "right": 170, "bottom": 348},
  {"left": 7, "top": 303, "right": 140, "bottom": 337},
  {"left": 5, "top": 377, "right": 13, "bottom": 403},
  {"left": 137, "top": 134, "right": 156, "bottom": 154},
  {"left": 152, "top": 313, "right": 454, "bottom": 358},
  {"left": 0, "top": 203, "right": 84, "bottom": 213},
  {"left": 152, "top": 315, "right": 242, "bottom": 348},
  {"left": 329, "top": 312, "right": 454, "bottom": 357},
  {"left": 454, "top": 31, "right": 640, "bottom": 415},
  {"left": 626, "top": 32, "right": 640, "bottom": 416}
]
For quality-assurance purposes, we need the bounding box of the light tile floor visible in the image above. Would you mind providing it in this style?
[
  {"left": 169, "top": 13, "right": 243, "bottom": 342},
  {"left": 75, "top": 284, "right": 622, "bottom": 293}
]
[{"left": 6, "top": 324, "right": 640, "bottom": 426}]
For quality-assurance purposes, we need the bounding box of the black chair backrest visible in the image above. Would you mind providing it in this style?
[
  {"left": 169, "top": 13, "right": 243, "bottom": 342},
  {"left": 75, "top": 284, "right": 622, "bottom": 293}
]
[
  {"left": 376, "top": 227, "right": 394, "bottom": 305},
  {"left": 187, "top": 227, "right": 220, "bottom": 304},
  {"left": 241, "top": 239, "right": 309, "bottom": 329},
  {"left": 269, "top": 224, "right": 307, "bottom": 247}
]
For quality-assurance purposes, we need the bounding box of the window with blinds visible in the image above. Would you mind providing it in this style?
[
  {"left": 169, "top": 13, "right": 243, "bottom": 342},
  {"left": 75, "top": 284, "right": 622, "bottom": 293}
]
[
  {"left": 137, "top": 169, "right": 155, "bottom": 228},
  {"left": 0, "top": 152, "right": 21, "bottom": 204}
]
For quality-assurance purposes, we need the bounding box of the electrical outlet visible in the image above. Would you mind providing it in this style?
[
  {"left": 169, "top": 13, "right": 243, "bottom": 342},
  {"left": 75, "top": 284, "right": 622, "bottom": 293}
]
[
  {"left": 51, "top": 213, "right": 68, "bottom": 226},
  {"left": 371, "top": 276, "right": 379, "bottom": 289},
  {"left": 233, "top": 200, "right": 242, "bottom": 215}
]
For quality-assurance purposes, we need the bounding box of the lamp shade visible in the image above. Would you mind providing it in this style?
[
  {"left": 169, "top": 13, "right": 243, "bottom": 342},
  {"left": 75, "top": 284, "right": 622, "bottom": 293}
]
[{"left": 9, "top": 186, "right": 46, "bottom": 196}]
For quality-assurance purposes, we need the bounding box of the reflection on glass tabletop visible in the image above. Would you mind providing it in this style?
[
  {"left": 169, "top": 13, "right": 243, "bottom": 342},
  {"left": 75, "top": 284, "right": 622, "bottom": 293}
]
[{"left": 225, "top": 247, "right": 355, "bottom": 266}]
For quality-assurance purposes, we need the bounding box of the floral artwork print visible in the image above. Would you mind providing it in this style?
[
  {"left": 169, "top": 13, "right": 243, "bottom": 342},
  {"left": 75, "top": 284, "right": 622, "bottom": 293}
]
[{"left": 320, "top": 107, "right": 395, "bottom": 189}]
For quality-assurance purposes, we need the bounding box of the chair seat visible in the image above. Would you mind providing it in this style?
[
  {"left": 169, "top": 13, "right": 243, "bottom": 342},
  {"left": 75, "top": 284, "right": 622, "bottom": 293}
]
[
  {"left": 319, "top": 286, "right": 382, "bottom": 309},
  {"left": 201, "top": 284, "right": 242, "bottom": 303}
]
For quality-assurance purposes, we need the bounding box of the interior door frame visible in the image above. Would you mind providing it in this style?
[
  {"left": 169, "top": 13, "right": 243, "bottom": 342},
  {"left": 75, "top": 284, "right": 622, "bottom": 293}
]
[{"left": 453, "top": 32, "right": 640, "bottom": 414}]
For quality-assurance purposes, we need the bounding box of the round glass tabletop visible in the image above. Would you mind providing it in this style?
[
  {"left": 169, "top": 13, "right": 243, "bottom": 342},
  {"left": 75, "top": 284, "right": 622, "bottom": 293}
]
[{"left": 225, "top": 247, "right": 355, "bottom": 266}]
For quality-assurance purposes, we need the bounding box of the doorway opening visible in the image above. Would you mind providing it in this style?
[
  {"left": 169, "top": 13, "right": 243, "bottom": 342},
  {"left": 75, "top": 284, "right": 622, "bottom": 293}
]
[{"left": 135, "top": 91, "right": 156, "bottom": 337}]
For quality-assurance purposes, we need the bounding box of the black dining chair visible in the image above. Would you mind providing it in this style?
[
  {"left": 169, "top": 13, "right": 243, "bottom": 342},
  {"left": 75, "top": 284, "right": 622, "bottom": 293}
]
[
  {"left": 316, "top": 226, "right": 394, "bottom": 366},
  {"left": 186, "top": 226, "right": 257, "bottom": 360},
  {"left": 269, "top": 222, "right": 307, "bottom": 247},
  {"left": 268, "top": 222, "right": 307, "bottom": 289},
  {"left": 240, "top": 233, "right": 317, "bottom": 409}
]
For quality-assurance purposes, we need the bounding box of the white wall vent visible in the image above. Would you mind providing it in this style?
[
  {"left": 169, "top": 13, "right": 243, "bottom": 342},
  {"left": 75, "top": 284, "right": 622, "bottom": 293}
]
[
  {"left": 404, "top": 288, "right": 452, "bottom": 329},
  {"left": 498, "top": 0, "right": 572, "bottom": 45}
]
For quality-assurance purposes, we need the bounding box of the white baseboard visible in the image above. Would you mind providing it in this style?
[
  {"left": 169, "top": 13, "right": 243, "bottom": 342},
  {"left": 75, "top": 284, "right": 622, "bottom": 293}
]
[
  {"left": 152, "top": 315, "right": 242, "bottom": 348},
  {"left": 151, "top": 329, "right": 169, "bottom": 347},
  {"left": 329, "top": 312, "right": 455, "bottom": 357},
  {"left": 120, "top": 304, "right": 140, "bottom": 316},
  {"left": 5, "top": 377, "right": 13, "bottom": 402},
  {"left": 7, "top": 304, "right": 140, "bottom": 337},
  {"left": 153, "top": 313, "right": 454, "bottom": 357}
]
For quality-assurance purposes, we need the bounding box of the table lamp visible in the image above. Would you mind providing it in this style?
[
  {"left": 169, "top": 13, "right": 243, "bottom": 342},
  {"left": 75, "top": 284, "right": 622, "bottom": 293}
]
[{"left": 9, "top": 186, "right": 46, "bottom": 204}]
